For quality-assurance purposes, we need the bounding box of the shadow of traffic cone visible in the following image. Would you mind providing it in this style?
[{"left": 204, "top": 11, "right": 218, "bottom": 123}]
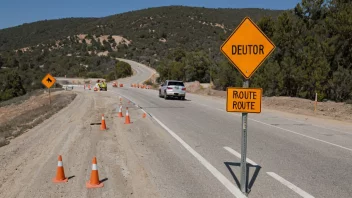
[
  {"left": 101, "top": 114, "right": 107, "bottom": 130},
  {"left": 118, "top": 105, "right": 124, "bottom": 117},
  {"left": 125, "top": 107, "right": 131, "bottom": 124},
  {"left": 86, "top": 157, "right": 104, "bottom": 188},
  {"left": 142, "top": 113, "right": 146, "bottom": 118},
  {"left": 52, "top": 155, "right": 68, "bottom": 183}
]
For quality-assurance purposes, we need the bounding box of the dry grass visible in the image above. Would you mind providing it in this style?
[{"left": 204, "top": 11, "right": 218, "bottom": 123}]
[{"left": 0, "top": 91, "right": 76, "bottom": 147}]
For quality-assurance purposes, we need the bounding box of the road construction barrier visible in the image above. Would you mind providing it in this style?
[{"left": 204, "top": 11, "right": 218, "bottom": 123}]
[
  {"left": 101, "top": 114, "right": 107, "bottom": 130},
  {"left": 52, "top": 155, "right": 68, "bottom": 183},
  {"left": 86, "top": 157, "right": 104, "bottom": 188},
  {"left": 118, "top": 105, "right": 124, "bottom": 117},
  {"left": 125, "top": 107, "right": 131, "bottom": 124}
]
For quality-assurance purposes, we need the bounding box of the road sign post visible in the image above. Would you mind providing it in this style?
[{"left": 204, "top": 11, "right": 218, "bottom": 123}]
[
  {"left": 221, "top": 17, "right": 275, "bottom": 194},
  {"left": 41, "top": 73, "right": 56, "bottom": 105},
  {"left": 240, "top": 79, "right": 249, "bottom": 193}
]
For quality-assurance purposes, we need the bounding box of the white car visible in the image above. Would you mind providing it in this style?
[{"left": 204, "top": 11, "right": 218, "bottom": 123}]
[{"left": 159, "top": 80, "right": 186, "bottom": 100}]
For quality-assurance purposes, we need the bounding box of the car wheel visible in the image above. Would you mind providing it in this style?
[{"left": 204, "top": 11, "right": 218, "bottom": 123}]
[
  {"left": 181, "top": 96, "right": 185, "bottom": 100},
  {"left": 164, "top": 92, "right": 168, "bottom": 100},
  {"left": 159, "top": 90, "right": 162, "bottom": 98}
]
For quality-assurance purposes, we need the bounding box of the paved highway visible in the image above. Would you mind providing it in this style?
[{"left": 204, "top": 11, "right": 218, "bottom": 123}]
[
  {"left": 111, "top": 59, "right": 352, "bottom": 198},
  {"left": 1, "top": 58, "right": 352, "bottom": 198}
]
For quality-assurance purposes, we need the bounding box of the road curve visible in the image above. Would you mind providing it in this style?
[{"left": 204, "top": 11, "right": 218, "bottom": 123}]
[
  {"left": 111, "top": 59, "right": 352, "bottom": 198},
  {"left": 1, "top": 58, "right": 352, "bottom": 198}
]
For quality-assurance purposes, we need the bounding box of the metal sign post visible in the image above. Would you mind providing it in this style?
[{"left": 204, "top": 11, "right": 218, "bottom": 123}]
[
  {"left": 49, "top": 88, "right": 51, "bottom": 105},
  {"left": 220, "top": 16, "right": 275, "bottom": 195},
  {"left": 240, "top": 79, "right": 249, "bottom": 193}
]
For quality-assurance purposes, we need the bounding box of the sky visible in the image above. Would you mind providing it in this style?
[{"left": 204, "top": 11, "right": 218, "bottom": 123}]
[{"left": 0, "top": 0, "right": 301, "bottom": 29}]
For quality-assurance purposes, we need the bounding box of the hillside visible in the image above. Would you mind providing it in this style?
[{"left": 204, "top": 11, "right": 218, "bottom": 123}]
[
  {"left": 0, "top": 6, "right": 283, "bottom": 64},
  {"left": 1, "top": 2, "right": 351, "bottom": 103}
]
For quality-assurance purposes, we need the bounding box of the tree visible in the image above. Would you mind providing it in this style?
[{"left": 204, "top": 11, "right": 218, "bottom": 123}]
[{"left": 0, "top": 70, "right": 26, "bottom": 101}]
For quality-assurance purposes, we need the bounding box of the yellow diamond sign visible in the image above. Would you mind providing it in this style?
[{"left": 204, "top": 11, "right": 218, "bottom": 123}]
[
  {"left": 41, "top": 73, "right": 56, "bottom": 88},
  {"left": 220, "top": 17, "right": 275, "bottom": 79}
]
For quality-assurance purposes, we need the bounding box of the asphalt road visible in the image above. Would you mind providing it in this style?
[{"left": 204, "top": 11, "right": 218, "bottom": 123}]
[
  {"left": 110, "top": 59, "right": 352, "bottom": 198},
  {"left": 2, "top": 58, "right": 352, "bottom": 198}
]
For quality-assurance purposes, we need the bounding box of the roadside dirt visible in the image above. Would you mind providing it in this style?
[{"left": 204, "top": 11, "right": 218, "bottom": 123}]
[
  {"left": 0, "top": 90, "right": 160, "bottom": 198},
  {"left": 185, "top": 81, "right": 352, "bottom": 123},
  {"left": 0, "top": 90, "right": 76, "bottom": 147}
]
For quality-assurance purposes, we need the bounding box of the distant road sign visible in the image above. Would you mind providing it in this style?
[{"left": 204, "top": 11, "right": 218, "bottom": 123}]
[
  {"left": 42, "top": 73, "right": 56, "bottom": 88},
  {"left": 220, "top": 17, "right": 275, "bottom": 79},
  {"left": 226, "top": 88, "right": 262, "bottom": 113}
]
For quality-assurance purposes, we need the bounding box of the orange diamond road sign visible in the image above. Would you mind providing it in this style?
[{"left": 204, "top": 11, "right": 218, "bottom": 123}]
[
  {"left": 41, "top": 73, "right": 56, "bottom": 88},
  {"left": 220, "top": 17, "right": 275, "bottom": 79},
  {"left": 226, "top": 87, "right": 262, "bottom": 113}
]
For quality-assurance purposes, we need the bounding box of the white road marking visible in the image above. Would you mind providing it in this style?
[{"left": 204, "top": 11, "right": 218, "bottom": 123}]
[
  {"left": 267, "top": 172, "right": 315, "bottom": 198},
  {"left": 116, "top": 94, "right": 246, "bottom": 197},
  {"left": 151, "top": 116, "right": 246, "bottom": 198},
  {"left": 249, "top": 118, "right": 352, "bottom": 152},
  {"left": 281, "top": 117, "right": 348, "bottom": 134},
  {"left": 224, "top": 147, "right": 258, "bottom": 166},
  {"left": 196, "top": 103, "right": 352, "bottom": 152}
]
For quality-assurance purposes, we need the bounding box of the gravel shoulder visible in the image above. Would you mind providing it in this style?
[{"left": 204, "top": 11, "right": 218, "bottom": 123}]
[
  {"left": 184, "top": 81, "right": 352, "bottom": 123},
  {"left": 0, "top": 90, "right": 76, "bottom": 147}
]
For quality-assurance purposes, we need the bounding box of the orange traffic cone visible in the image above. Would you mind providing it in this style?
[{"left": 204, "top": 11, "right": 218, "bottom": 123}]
[
  {"left": 86, "top": 157, "right": 104, "bottom": 188},
  {"left": 88, "top": 84, "right": 91, "bottom": 90},
  {"left": 142, "top": 113, "right": 146, "bottom": 118},
  {"left": 125, "top": 107, "right": 131, "bottom": 124},
  {"left": 118, "top": 105, "right": 124, "bottom": 117},
  {"left": 101, "top": 114, "right": 107, "bottom": 130},
  {"left": 52, "top": 155, "right": 68, "bottom": 183}
]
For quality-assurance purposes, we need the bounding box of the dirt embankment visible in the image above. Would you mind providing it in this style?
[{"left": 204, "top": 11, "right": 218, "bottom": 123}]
[
  {"left": 0, "top": 90, "right": 76, "bottom": 147},
  {"left": 185, "top": 81, "right": 352, "bottom": 122}
]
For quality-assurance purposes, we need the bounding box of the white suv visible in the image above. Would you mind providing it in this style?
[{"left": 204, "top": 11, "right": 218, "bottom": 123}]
[{"left": 159, "top": 80, "right": 186, "bottom": 100}]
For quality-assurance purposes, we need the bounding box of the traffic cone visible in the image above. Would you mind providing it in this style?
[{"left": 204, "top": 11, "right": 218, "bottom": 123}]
[
  {"left": 101, "top": 114, "right": 107, "bottom": 130},
  {"left": 125, "top": 107, "right": 131, "bottom": 124},
  {"left": 88, "top": 84, "right": 91, "bottom": 90},
  {"left": 142, "top": 113, "right": 146, "bottom": 118},
  {"left": 118, "top": 105, "right": 124, "bottom": 117},
  {"left": 52, "top": 155, "right": 68, "bottom": 183},
  {"left": 86, "top": 157, "right": 104, "bottom": 188}
]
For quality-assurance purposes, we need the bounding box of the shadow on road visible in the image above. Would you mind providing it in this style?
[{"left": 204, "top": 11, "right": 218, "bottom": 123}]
[
  {"left": 68, "top": 175, "right": 75, "bottom": 180},
  {"left": 224, "top": 162, "right": 261, "bottom": 194},
  {"left": 100, "top": 178, "right": 108, "bottom": 183}
]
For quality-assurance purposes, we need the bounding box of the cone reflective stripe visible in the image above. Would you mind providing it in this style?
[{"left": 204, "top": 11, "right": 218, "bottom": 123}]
[
  {"left": 118, "top": 105, "right": 124, "bottom": 117},
  {"left": 53, "top": 155, "right": 68, "bottom": 183},
  {"left": 125, "top": 107, "right": 131, "bottom": 124},
  {"left": 86, "top": 157, "right": 104, "bottom": 188},
  {"left": 101, "top": 114, "right": 107, "bottom": 130}
]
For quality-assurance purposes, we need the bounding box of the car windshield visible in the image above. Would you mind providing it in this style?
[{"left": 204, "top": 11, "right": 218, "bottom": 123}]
[{"left": 168, "top": 81, "right": 184, "bottom": 86}]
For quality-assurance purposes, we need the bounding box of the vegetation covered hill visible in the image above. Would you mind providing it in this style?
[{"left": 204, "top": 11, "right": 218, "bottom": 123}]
[
  {"left": 1, "top": 2, "right": 351, "bottom": 102},
  {"left": 0, "top": 6, "right": 282, "bottom": 101}
]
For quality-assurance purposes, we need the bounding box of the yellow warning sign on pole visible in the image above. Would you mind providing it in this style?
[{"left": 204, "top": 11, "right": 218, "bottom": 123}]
[
  {"left": 41, "top": 73, "right": 56, "bottom": 89},
  {"left": 226, "top": 87, "right": 262, "bottom": 113},
  {"left": 220, "top": 17, "right": 275, "bottom": 79}
]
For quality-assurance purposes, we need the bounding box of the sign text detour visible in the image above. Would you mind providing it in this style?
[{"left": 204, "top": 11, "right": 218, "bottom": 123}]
[{"left": 226, "top": 88, "right": 262, "bottom": 113}]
